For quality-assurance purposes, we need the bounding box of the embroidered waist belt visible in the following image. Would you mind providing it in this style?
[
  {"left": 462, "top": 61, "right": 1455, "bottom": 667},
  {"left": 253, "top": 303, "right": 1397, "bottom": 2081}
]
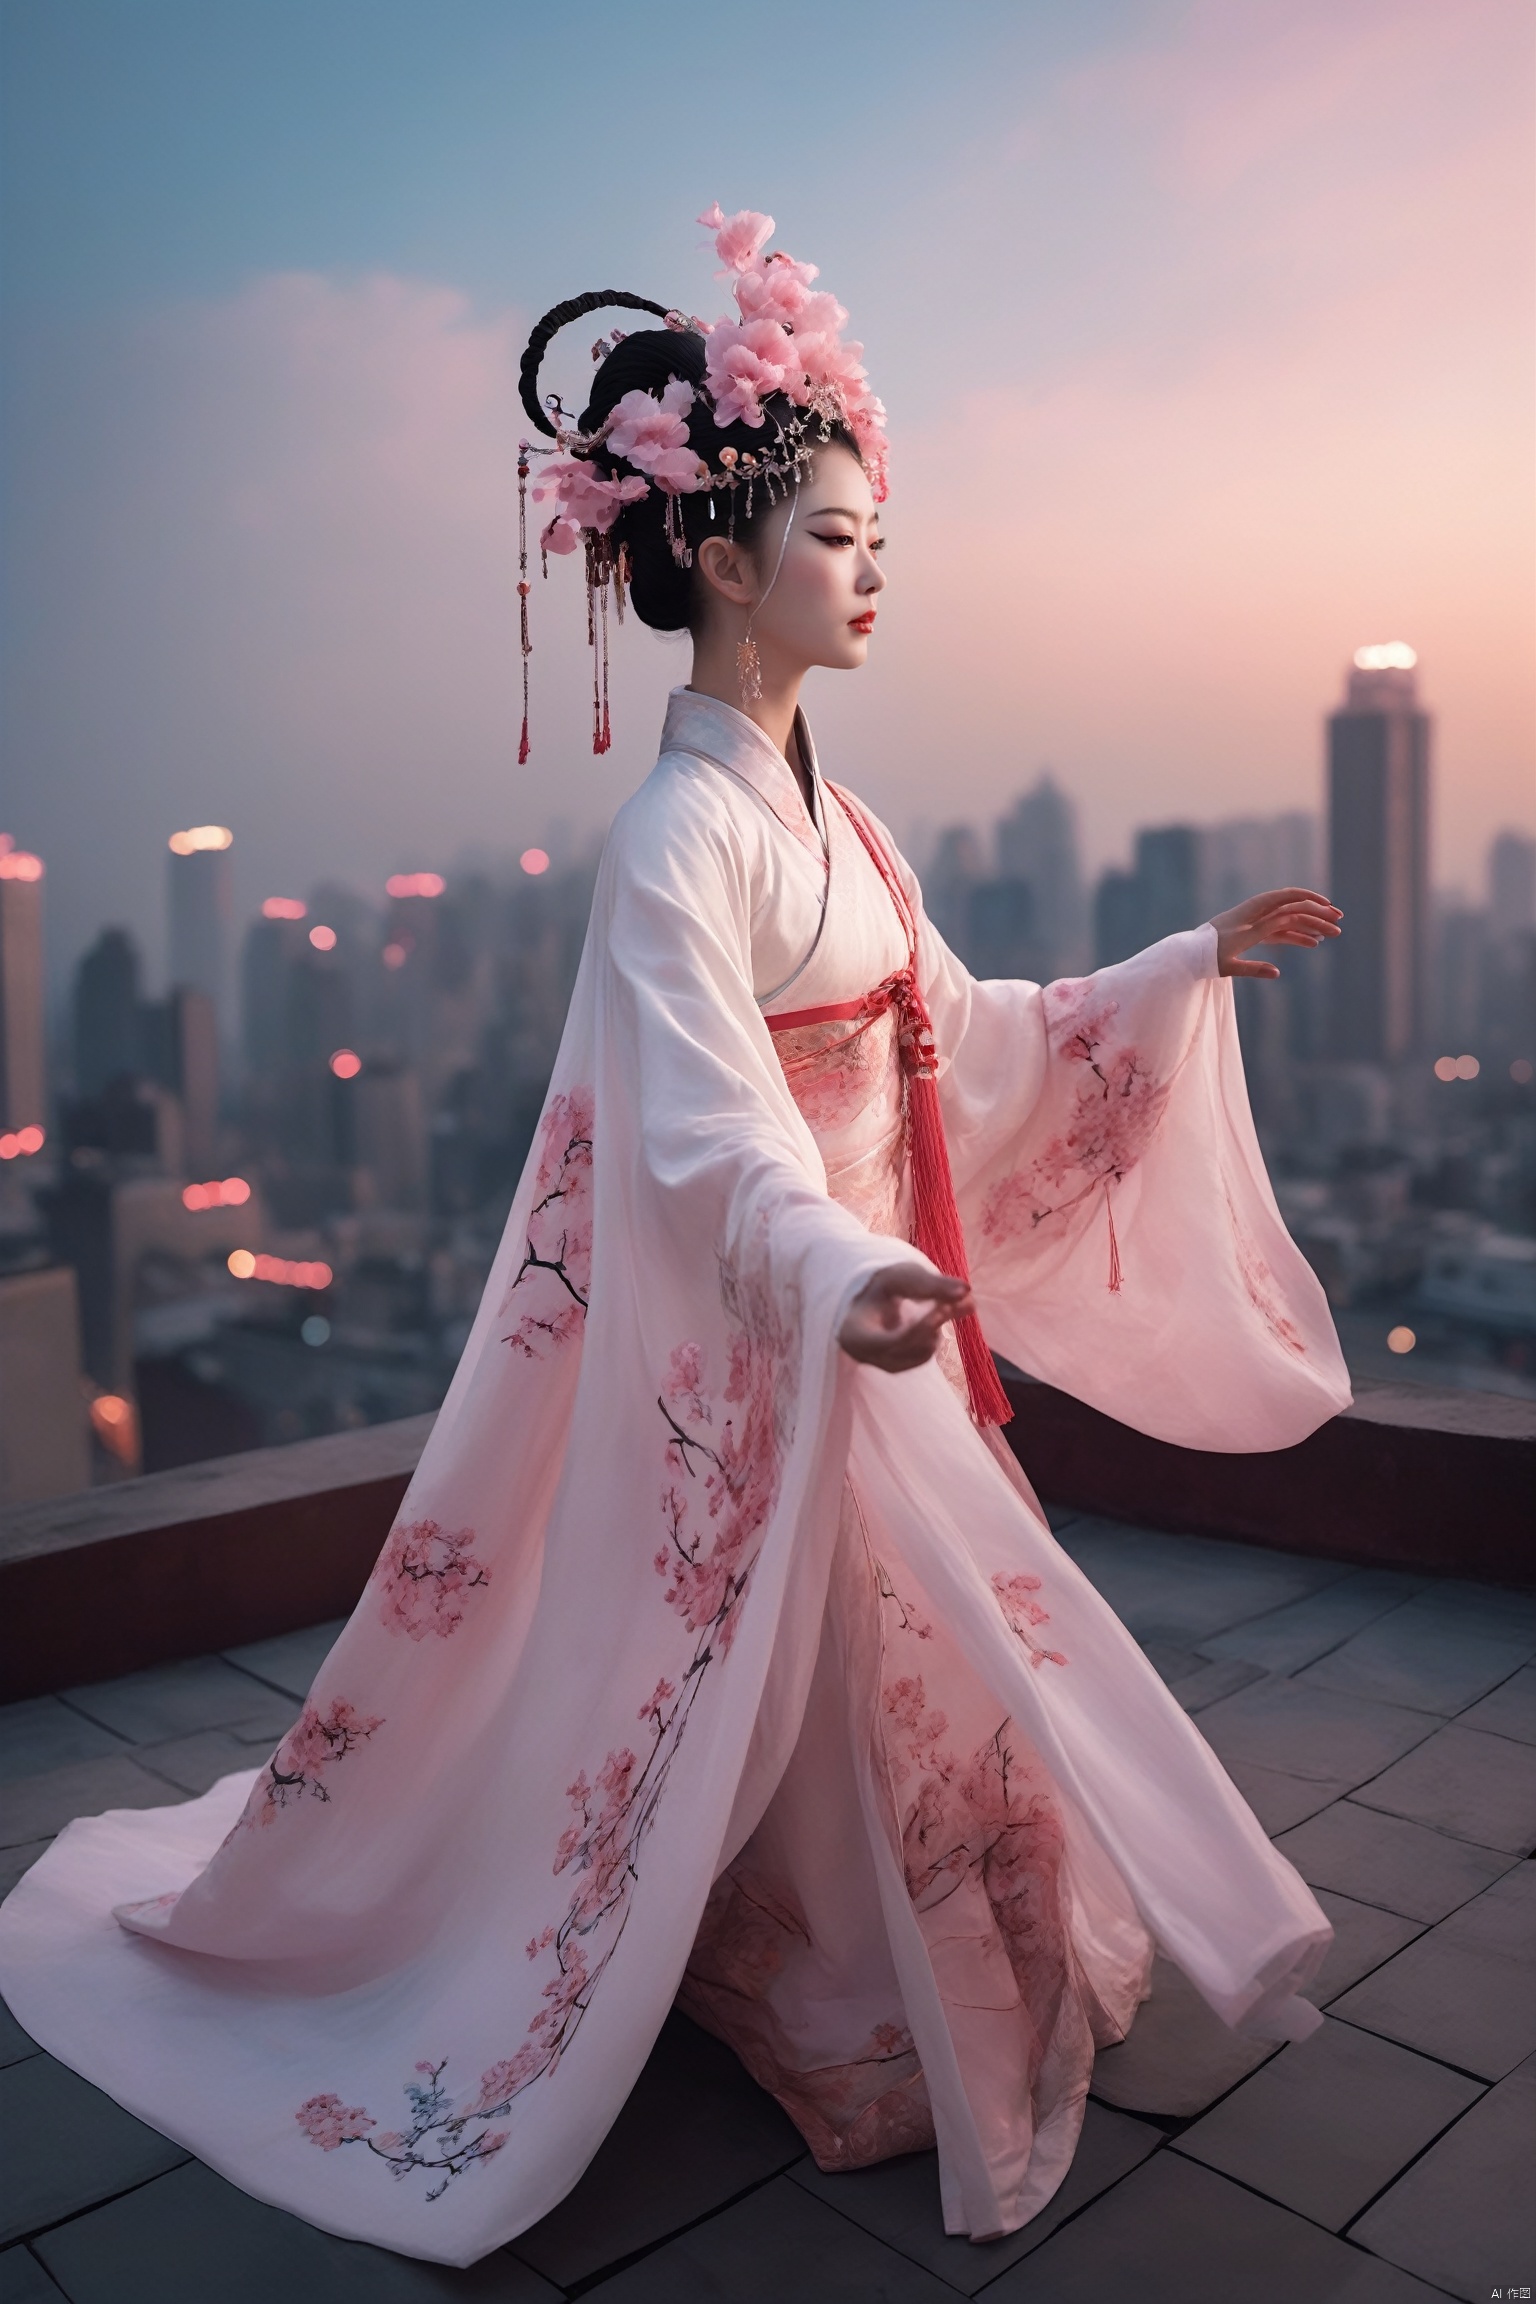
[{"left": 768, "top": 961, "right": 1012, "bottom": 1431}]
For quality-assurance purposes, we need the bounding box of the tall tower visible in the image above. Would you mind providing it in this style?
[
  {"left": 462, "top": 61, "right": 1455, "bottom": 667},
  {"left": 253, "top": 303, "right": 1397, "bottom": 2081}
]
[
  {"left": 168, "top": 824, "right": 234, "bottom": 1047},
  {"left": 0, "top": 839, "right": 47, "bottom": 1139},
  {"left": 1326, "top": 645, "right": 1430, "bottom": 1061},
  {"left": 995, "top": 774, "right": 1090, "bottom": 977}
]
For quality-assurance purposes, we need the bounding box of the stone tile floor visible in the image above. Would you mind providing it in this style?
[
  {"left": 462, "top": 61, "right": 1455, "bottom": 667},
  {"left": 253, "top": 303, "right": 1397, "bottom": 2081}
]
[{"left": 2, "top": 1513, "right": 1533, "bottom": 2302}]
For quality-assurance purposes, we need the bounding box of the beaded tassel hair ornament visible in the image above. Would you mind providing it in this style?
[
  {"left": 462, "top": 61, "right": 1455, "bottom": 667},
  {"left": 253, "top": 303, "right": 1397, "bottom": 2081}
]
[{"left": 515, "top": 204, "right": 888, "bottom": 761}]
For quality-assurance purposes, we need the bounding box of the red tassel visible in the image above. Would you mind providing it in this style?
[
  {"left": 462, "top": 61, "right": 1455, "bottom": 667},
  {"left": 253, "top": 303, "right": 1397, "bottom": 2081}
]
[
  {"left": 907, "top": 1071, "right": 1014, "bottom": 1428},
  {"left": 1105, "top": 1182, "right": 1123, "bottom": 1293}
]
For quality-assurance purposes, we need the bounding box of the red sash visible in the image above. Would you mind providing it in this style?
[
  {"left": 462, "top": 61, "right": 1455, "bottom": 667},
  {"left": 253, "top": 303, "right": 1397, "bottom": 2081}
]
[{"left": 767, "top": 786, "right": 1013, "bottom": 1430}]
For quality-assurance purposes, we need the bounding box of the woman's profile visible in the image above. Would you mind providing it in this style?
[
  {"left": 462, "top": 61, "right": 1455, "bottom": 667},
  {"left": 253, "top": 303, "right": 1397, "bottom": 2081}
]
[{"left": 0, "top": 204, "right": 1350, "bottom": 2266}]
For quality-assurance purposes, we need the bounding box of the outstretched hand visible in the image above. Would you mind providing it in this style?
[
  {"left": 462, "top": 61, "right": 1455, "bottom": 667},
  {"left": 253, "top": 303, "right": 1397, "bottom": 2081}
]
[
  {"left": 1210, "top": 888, "right": 1342, "bottom": 980},
  {"left": 838, "top": 1263, "right": 973, "bottom": 1374}
]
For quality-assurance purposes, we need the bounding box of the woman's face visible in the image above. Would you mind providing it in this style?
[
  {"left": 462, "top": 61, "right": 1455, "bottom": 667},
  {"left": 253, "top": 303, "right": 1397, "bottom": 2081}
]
[{"left": 698, "top": 442, "right": 886, "bottom": 675}]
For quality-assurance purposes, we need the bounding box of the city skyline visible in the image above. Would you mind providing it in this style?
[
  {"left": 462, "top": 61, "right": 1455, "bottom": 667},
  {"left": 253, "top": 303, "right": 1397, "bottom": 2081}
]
[{"left": 2, "top": 0, "right": 1531, "bottom": 987}]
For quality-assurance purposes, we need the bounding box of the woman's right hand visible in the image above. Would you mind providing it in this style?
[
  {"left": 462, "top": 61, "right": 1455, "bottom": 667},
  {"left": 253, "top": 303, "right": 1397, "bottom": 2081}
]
[{"left": 838, "top": 1263, "right": 973, "bottom": 1373}]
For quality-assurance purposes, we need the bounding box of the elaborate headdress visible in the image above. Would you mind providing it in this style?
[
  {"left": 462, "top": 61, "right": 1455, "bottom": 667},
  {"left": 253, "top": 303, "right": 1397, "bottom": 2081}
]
[{"left": 516, "top": 205, "right": 887, "bottom": 759}]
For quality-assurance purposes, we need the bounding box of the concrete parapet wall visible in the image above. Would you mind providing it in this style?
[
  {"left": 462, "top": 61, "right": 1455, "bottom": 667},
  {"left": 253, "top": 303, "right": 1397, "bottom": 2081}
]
[{"left": 1, "top": 1380, "right": 1531, "bottom": 1702}]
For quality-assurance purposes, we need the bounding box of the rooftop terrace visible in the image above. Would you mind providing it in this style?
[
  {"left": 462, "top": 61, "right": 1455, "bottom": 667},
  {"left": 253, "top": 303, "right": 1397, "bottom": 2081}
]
[{"left": 2, "top": 1492, "right": 1533, "bottom": 2302}]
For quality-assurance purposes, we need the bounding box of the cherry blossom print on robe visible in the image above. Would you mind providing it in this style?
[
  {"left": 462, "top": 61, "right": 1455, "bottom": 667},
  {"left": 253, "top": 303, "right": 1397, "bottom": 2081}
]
[
  {"left": 241, "top": 1700, "right": 386, "bottom": 1828},
  {"left": 501, "top": 1089, "right": 594, "bottom": 1357},
  {"left": 1226, "top": 1188, "right": 1308, "bottom": 1357},
  {"left": 371, "top": 1518, "right": 492, "bottom": 1641},
  {"left": 979, "top": 984, "right": 1171, "bottom": 1280},
  {"left": 0, "top": 689, "right": 1348, "bottom": 2268},
  {"left": 991, "top": 1572, "right": 1069, "bottom": 1670},
  {"left": 295, "top": 1264, "right": 796, "bottom": 2202}
]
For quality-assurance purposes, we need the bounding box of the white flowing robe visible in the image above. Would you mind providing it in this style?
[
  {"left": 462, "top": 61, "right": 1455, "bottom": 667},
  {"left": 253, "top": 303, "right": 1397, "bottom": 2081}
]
[{"left": 0, "top": 689, "right": 1351, "bottom": 2266}]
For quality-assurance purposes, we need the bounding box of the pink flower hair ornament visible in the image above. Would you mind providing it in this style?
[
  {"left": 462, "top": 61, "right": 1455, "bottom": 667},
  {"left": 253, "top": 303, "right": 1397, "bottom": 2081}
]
[{"left": 513, "top": 207, "right": 888, "bottom": 762}]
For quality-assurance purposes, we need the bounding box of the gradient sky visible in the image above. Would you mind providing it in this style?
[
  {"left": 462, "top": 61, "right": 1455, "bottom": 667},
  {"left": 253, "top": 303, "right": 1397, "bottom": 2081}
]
[{"left": 3, "top": 0, "right": 1532, "bottom": 987}]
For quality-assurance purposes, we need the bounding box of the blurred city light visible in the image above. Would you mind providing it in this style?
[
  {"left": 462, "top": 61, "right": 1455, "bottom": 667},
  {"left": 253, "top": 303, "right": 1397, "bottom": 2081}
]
[
  {"left": 329, "top": 1049, "right": 362, "bottom": 1080},
  {"left": 1513, "top": 1060, "right": 1534, "bottom": 1085},
  {"left": 300, "top": 1315, "right": 331, "bottom": 1347},
  {"left": 228, "top": 1250, "right": 333, "bottom": 1288},
  {"left": 1433, "top": 1054, "right": 1482, "bottom": 1082},
  {"left": 168, "top": 825, "right": 233, "bottom": 855},
  {"left": 0, "top": 1126, "right": 46, "bottom": 1159},
  {"left": 1352, "top": 642, "right": 1417, "bottom": 671},
  {"left": 0, "top": 847, "right": 44, "bottom": 882},
  {"left": 182, "top": 1176, "right": 251, "bottom": 1210},
  {"left": 1387, "top": 1326, "right": 1417, "bottom": 1354},
  {"left": 89, "top": 1392, "right": 139, "bottom": 1465},
  {"left": 261, "top": 897, "right": 307, "bottom": 920},
  {"left": 520, "top": 848, "right": 550, "bottom": 876},
  {"left": 385, "top": 872, "right": 445, "bottom": 898},
  {"left": 309, "top": 924, "right": 337, "bottom": 951},
  {"left": 381, "top": 942, "right": 408, "bottom": 968}
]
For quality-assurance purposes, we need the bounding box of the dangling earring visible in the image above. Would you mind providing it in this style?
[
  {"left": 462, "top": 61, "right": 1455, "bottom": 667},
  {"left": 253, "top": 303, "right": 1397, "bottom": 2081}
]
[{"left": 737, "top": 621, "right": 763, "bottom": 706}]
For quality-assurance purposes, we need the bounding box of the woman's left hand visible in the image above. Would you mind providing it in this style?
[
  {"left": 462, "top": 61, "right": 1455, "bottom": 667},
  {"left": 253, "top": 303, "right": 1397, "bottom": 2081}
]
[{"left": 1210, "top": 888, "right": 1342, "bottom": 979}]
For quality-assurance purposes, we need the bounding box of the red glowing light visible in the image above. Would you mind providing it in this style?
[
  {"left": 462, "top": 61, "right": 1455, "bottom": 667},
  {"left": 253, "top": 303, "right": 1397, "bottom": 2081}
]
[
  {"left": 228, "top": 1250, "right": 332, "bottom": 1289},
  {"left": 0, "top": 849, "right": 44, "bottom": 882},
  {"left": 0, "top": 1124, "right": 45, "bottom": 1159},
  {"left": 381, "top": 942, "right": 408, "bottom": 969},
  {"left": 520, "top": 848, "right": 550, "bottom": 876},
  {"left": 386, "top": 872, "right": 445, "bottom": 899},
  {"left": 182, "top": 1176, "right": 251, "bottom": 1210},
  {"left": 262, "top": 897, "right": 307, "bottom": 921},
  {"left": 330, "top": 1049, "right": 362, "bottom": 1080},
  {"left": 309, "top": 924, "right": 337, "bottom": 952}
]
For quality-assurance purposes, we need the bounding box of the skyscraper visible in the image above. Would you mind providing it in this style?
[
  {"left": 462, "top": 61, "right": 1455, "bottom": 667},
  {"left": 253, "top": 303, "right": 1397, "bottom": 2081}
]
[
  {"left": 0, "top": 839, "right": 46, "bottom": 1135},
  {"left": 995, "top": 774, "right": 1090, "bottom": 977},
  {"left": 1326, "top": 646, "right": 1431, "bottom": 1061},
  {"left": 168, "top": 825, "right": 234, "bottom": 1046},
  {"left": 1488, "top": 831, "right": 1536, "bottom": 941},
  {"left": 73, "top": 927, "right": 143, "bottom": 1097}
]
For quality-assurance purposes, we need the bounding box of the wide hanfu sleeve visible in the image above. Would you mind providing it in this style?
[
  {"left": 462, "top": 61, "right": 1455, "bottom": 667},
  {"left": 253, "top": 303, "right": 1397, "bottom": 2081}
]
[{"left": 861, "top": 812, "right": 1350, "bottom": 1453}]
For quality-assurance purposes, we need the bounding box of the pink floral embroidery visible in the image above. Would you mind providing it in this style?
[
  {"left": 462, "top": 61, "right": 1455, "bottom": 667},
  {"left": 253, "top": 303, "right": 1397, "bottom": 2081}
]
[
  {"left": 502, "top": 1090, "right": 593, "bottom": 1357},
  {"left": 242, "top": 1698, "right": 385, "bottom": 1826},
  {"left": 991, "top": 1571, "right": 1069, "bottom": 1669},
  {"left": 981, "top": 987, "right": 1170, "bottom": 1248},
  {"left": 874, "top": 1571, "right": 1074, "bottom": 2095},
  {"left": 307, "top": 1267, "right": 794, "bottom": 2195},
  {"left": 373, "top": 1518, "right": 491, "bottom": 1640},
  {"left": 655, "top": 1291, "right": 788, "bottom": 1654},
  {"left": 296, "top": 2094, "right": 376, "bottom": 2152},
  {"left": 295, "top": 2063, "right": 508, "bottom": 2199},
  {"left": 1226, "top": 1190, "right": 1307, "bottom": 1356},
  {"left": 679, "top": 1867, "right": 933, "bottom": 2171}
]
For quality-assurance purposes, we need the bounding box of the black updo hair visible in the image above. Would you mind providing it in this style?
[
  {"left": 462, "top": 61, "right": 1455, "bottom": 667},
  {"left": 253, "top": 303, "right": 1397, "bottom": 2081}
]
[{"left": 582, "top": 330, "right": 860, "bottom": 630}]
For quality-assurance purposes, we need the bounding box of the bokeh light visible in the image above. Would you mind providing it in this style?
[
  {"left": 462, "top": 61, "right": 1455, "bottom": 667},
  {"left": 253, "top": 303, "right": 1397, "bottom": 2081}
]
[
  {"left": 381, "top": 942, "right": 408, "bottom": 969},
  {"left": 1512, "top": 1059, "right": 1534, "bottom": 1085},
  {"left": 0, "top": 848, "right": 44, "bottom": 882},
  {"left": 0, "top": 1125, "right": 45, "bottom": 1159},
  {"left": 329, "top": 1048, "right": 362, "bottom": 1079},
  {"left": 228, "top": 1250, "right": 332, "bottom": 1288},
  {"left": 168, "top": 824, "right": 233, "bottom": 855},
  {"left": 309, "top": 923, "right": 337, "bottom": 951},
  {"left": 182, "top": 1176, "right": 251, "bottom": 1210},
  {"left": 385, "top": 871, "right": 445, "bottom": 898},
  {"left": 1387, "top": 1326, "right": 1416, "bottom": 1354},
  {"left": 261, "top": 896, "right": 306, "bottom": 920},
  {"left": 520, "top": 848, "right": 550, "bottom": 876}
]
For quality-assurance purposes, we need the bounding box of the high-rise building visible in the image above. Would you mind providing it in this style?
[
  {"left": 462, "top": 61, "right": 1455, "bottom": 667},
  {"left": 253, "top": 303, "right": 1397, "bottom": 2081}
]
[
  {"left": 168, "top": 825, "right": 234, "bottom": 1045},
  {"left": 995, "top": 774, "right": 1090, "bottom": 977},
  {"left": 1092, "top": 825, "right": 1203, "bottom": 967},
  {"left": 73, "top": 928, "right": 143, "bottom": 1097},
  {"left": 1326, "top": 648, "right": 1431, "bottom": 1061},
  {"left": 1488, "top": 831, "right": 1536, "bottom": 942},
  {"left": 141, "top": 985, "right": 219, "bottom": 1175},
  {"left": 0, "top": 839, "right": 46, "bottom": 1135}
]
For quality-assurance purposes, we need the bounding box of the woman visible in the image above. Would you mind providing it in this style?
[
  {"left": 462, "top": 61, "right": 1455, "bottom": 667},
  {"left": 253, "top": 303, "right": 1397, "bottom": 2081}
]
[{"left": 0, "top": 207, "right": 1349, "bottom": 2267}]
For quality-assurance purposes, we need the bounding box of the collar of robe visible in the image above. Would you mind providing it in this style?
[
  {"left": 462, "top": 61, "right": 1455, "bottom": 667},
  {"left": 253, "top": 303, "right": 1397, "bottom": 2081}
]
[{"left": 661, "top": 687, "right": 826, "bottom": 859}]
